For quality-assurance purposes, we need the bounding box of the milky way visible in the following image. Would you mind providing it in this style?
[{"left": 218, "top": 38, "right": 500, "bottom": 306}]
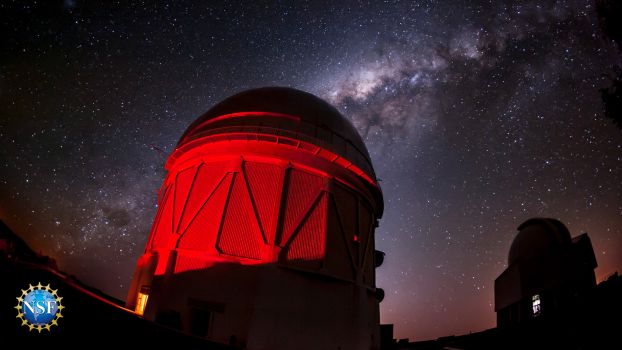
[{"left": 1, "top": 1, "right": 621, "bottom": 341}]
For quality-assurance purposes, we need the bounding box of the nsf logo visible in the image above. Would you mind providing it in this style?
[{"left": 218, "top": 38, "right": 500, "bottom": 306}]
[{"left": 15, "top": 282, "right": 64, "bottom": 332}]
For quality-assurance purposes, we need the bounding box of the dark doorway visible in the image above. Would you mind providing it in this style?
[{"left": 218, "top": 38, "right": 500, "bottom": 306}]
[{"left": 189, "top": 307, "right": 212, "bottom": 338}]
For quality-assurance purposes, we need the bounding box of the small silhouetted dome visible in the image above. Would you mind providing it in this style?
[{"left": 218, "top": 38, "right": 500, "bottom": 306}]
[
  {"left": 178, "top": 87, "right": 375, "bottom": 180},
  {"left": 508, "top": 218, "right": 572, "bottom": 265}
]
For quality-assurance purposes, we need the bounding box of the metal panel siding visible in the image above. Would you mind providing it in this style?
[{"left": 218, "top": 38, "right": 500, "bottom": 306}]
[
  {"left": 174, "top": 255, "right": 208, "bottom": 274},
  {"left": 284, "top": 193, "right": 327, "bottom": 267},
  {"left": 325, "top": 194, "right": 356, "bottom": 280},
  {"left": 151, "top": 184, "right": 174, "bottom": 249},
  {"left": 278, "top": 169, "right": 324, "bottom": 246},
  {"left": 173, "top": 165, "right": 198, "bottom": 233},
  {"left": 178, "top": 163, "right": 226, "bottom": 234},
  {"left": 332, "top": 184, "right": 359, "bottom": 263},
  {"left": 243, "top": 161, "right": 283, "bottom": 243},
  {"left": 217, "top": 173, "right": 263, "bottom": 259},
  {"left": 177, "top": 174, "right": 232, "bottom": 252}
]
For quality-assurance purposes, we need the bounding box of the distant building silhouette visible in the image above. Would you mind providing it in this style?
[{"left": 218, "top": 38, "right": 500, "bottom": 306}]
[
  {"left": 495, "top": 218, "right": 597, "bottom": 328},
  {"left": 391, "top": 217, "right": 620, "bottom": 350}
]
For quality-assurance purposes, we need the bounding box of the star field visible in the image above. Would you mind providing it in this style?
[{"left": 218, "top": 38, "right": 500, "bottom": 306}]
[{"left": 1, "top": 0, "right": 621, "bottom": 341}]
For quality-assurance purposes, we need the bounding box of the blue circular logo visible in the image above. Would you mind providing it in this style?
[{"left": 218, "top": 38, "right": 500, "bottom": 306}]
[{"left": 16, "top": 283, "right": 64, "bottom": 332}]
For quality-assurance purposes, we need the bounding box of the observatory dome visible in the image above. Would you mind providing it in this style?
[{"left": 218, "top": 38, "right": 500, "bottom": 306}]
[
  {"left": 508, "top": 217, "right": 572, "bottom": 265},
  {"left": 176, "top": 87, "right": 376, "bottom": 181}
]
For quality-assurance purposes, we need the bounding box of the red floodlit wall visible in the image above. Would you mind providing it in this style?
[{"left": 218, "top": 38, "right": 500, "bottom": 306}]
[{"left": 143, "top": 136, "right": 379, "bottom": 282}]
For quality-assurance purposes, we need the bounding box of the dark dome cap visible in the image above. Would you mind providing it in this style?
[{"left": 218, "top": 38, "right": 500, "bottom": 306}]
[
  {"left": 508, "top": 217, "right": 572, "bottom": 265},
  {"left": 178, "top": 87, "right": 377, "bottom": 181}
]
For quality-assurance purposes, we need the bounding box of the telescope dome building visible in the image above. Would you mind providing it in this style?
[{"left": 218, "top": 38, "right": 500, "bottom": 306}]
[
  {"left": 495, "top": 218, "right": 597, "bottom": 328},
  {"left": 126, "top": 87, "right": 385, "bottom": 350}
]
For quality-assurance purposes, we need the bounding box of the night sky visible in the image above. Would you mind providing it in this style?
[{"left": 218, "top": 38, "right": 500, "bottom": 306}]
[{"left": 1, "top": 0, "right": 621, "bottom": 341}]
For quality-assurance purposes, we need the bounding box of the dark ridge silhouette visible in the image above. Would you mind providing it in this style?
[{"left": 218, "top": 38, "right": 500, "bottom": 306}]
[
  {"left": 0, "top": 220, "right": 55, "bottom": 267},
  {"left": 0, "top": 220, "right": 232, "bottom": 348}
]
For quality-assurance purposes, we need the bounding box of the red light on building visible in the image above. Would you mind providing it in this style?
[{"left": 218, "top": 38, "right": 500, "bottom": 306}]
[{"left": 127, "top": 87, "right": 384, "bottom": 349}]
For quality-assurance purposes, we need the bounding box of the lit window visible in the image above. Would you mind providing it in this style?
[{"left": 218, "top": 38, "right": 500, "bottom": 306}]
[
  {"left": 135, "top": 286, "right": 150, "bottom": 316},
  {"left": 532, "top": 294, "right": 541, "bottom": 316}
]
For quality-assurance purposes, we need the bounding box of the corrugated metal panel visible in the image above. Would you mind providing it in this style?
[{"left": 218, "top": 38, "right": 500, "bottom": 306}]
[
  {"left": 278, "top": 168, "right": 324, "bottom": 246},
  {"left": 283, "top": 193, "right": 327, "bottom": 268},
  {"left": 173, "top": 165, "right": 198, "bottom": 234},
  {"left": 151, "top": 184, "right": 174, "bottom": 249},
  {"left": 174, "top": 255, "right": 208, "bottom": 274},
  {"left": 332, "top": 184, "right": 359, "bottom": 264},
  {"left": 325, "top": 193, "right": 356, "bottom": 280},
  {"left": 178, "top": 174, "right": 232, "bottom": 252},
  {"left": 178, "top": 162, "right": 226, "bottom": 234},
  {"left": 217, "top": 173, "right": 263, "bottom": 259},
  {"left": 243, "top": 161, "right": 283, "bottom": 243}
]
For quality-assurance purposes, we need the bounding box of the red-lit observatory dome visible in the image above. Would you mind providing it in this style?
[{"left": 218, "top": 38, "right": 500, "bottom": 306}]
[
  {"left": 128, "top": 87, "right": 385, "bottom": 350},
  {"left": 176, "top": 87, "right": 376, "bottom": 181}
]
